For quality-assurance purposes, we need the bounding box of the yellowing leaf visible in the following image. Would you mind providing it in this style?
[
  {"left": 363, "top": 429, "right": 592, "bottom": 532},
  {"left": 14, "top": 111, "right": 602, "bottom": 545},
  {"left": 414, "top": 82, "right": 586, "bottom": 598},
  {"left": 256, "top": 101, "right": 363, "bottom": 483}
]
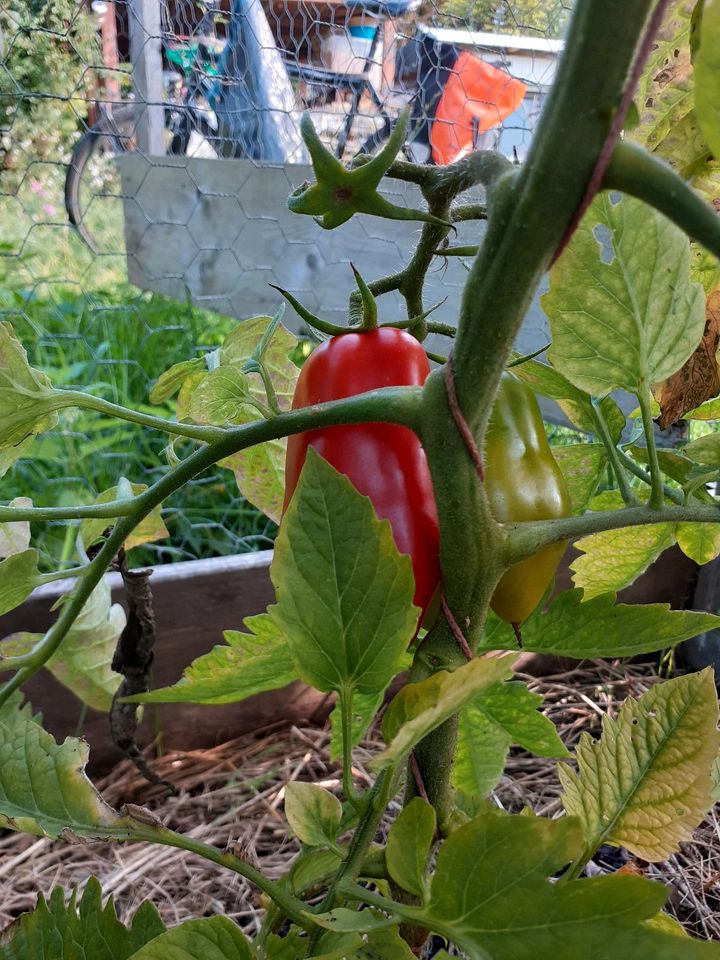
[
  {"left": 544, "top": 194, "right": 705, "bottom": 396},
  {"left": 677, "top": 521, "right": 720, "bottom": 563},
  {"left": 560, "top": 668, "right": 719, "bottom": 861},
  {"left": 80, "top": 480, "right": 168, "bottom": 552},
  {"left": 571, "top": 524, "right": 675, "bottom": 598},
  {"left": 0, "top": 497, "right": 32, "bottom": 559}
]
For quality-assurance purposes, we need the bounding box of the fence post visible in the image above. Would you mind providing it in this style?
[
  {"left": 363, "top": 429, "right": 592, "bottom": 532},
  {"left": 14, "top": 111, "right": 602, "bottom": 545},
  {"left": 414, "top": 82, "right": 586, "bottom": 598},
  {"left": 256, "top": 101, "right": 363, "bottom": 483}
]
[{"left": 129, "top": 0, "right": 165, "bottom": 155}]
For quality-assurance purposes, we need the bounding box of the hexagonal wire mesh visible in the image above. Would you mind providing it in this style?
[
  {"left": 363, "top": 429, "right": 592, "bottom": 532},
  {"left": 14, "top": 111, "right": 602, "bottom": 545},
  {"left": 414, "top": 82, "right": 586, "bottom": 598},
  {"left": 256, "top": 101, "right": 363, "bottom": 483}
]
[{"left": 0, "top": 0, "right": 572, "bottom": 568}]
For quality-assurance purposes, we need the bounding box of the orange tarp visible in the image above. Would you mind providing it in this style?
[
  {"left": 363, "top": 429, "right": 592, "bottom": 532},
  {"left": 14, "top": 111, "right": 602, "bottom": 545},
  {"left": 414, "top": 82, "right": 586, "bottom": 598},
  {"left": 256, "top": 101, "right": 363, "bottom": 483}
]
[{"left": 430, "top": 51, "right": 527, "bottom": 165}]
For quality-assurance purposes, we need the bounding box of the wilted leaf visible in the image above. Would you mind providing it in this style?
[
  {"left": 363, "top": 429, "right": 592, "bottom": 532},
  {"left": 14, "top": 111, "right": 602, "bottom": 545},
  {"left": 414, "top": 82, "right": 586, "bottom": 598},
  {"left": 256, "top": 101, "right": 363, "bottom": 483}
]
[
  {"left": 653, "top": 289, "right": 720, "bottom": 428},
  {"left": 545, "top": 194, "right": 705, "bottom": 397},
  {"left": 0, "top": 696, "right": 131, "bottom": 839},
  {"left": 149, "top": 358, "right": 205, "bottom": 405},
  {"left": 0, "top": 322, "right": 59, "bottom": 450},
  {"left": 270, "top": 450, "right": 418, "bottom": 697},
  {"left": 221, "top": 315, "right": 299, "bottom": 412},
  {"left": 127, "top": 614, "right": 296, "bottom": 705},
  {"left": 560, "top": 668, "right": 719, "bottom": 861},
  {"left": 551, "top": 444, "right": 607, "bottom": 513}
]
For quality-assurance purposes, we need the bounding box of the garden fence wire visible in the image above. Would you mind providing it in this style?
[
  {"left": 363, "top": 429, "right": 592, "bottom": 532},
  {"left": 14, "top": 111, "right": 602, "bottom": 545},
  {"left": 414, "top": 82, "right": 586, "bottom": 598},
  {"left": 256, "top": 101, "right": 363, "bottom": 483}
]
[{"left": 0, "top": 0, "right": 570, "bottom": 569}]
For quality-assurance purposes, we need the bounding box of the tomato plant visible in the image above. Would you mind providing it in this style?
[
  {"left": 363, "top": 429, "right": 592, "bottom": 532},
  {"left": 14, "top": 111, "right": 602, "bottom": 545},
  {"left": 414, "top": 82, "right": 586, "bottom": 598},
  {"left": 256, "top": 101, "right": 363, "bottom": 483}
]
[{"left": 3, "top": 0, "right": 720, "bottom": 956}]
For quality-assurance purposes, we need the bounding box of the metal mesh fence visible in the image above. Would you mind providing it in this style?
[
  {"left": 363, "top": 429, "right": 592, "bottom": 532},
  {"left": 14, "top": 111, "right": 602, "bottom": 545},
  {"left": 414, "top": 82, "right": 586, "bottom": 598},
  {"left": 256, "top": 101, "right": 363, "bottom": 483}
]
[{"left": 0, "top": 0, "right": 572, "bottom": 567}]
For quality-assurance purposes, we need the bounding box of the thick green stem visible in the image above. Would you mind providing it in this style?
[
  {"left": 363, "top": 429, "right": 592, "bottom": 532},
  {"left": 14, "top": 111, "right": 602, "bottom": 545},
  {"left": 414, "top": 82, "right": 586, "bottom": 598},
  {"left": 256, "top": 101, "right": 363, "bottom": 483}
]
[
  {"left": 133, "top": 826, "right": 311, "bottom": 929},
  {"left": 411, "top": 0, "right": 657, "bottom": 831},
  {"left": 605, "top": 141, "right": 720, "bottom": 262}
]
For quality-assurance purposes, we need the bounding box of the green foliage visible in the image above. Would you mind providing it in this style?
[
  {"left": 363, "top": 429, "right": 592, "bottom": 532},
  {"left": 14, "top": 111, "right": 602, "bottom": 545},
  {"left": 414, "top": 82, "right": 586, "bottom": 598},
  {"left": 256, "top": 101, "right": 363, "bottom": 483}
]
[
  {"left": 483, "top": 589, "right": 720, "bottom": 658},
  {"left": 285, "top": 782, "right": 343, "bottom": 848},
  {"left": 0, "top": 0, "right": 98, "bottom": 182},
  {"left": 125, "top": 916, "right": 253, "bottom": 960},
  {"left": 0, "top": 878, "right": 165, "bottom": 960},
  {"left": 386, "top": 798, "right": 436, "bottom": 898},
  {"left": 270, "top": 450, "right": 418, "bottom": 697},
  {"left": 544, "top": 193, "right": 705, "bottom": 396},
  {"left": 1, "top": 576, "right": 125, "bottom": 711},
  {"left": 128, "top": 613, "right": 297, "bottom": 706},
  {"left": 432, "top": 0, "right": 571, "bottom": 36}
]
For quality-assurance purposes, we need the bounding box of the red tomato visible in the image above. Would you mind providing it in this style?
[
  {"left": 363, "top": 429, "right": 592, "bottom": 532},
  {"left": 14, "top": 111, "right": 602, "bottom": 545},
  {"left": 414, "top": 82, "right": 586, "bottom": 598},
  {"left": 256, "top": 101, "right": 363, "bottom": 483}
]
[{"left": 283, "top": 328, "right": 441, "bottom": 620}]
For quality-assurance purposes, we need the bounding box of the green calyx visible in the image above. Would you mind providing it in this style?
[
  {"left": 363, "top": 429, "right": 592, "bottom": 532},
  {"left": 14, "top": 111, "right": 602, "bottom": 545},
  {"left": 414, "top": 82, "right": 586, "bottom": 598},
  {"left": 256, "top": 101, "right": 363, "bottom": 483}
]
[{"left": 288, "top": 110, "right": 450, "bottom": 230}]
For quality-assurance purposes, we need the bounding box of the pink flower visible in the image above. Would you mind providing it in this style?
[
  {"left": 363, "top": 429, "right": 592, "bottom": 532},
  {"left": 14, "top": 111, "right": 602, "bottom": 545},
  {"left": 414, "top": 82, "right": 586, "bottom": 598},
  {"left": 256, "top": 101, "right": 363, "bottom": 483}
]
[
  {"left": 42, "top": 203, "right": 57, "bottom": 217},
  {"left": 30, "top": 179, "right": 45, "bottom": 195}
]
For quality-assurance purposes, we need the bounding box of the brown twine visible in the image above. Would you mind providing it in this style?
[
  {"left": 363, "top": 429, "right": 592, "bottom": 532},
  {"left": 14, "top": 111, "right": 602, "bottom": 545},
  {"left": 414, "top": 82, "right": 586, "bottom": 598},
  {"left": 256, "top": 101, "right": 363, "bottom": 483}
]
[
  {"left": 444, "top": 351, "right": 484, "bottom": 482},
  {"left": 441, "top": 596, "right": 473, "bottom": 662},
  {"left": 409, "top": 751, "right": 430, "bottom": 804}
]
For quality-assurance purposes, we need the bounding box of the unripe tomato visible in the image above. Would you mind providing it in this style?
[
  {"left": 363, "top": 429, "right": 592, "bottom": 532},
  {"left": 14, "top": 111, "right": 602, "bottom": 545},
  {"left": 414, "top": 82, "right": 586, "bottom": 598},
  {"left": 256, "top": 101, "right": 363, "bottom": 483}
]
[{"left": 486, "top": 372, "right": 571, "bottom": 625}]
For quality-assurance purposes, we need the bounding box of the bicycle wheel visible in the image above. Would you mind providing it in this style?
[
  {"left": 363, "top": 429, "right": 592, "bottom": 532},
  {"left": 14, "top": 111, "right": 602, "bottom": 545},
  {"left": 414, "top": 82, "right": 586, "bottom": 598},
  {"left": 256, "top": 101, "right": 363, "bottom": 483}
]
[{"left": 65, "top": 104, "right": 144, "bottom": 254}]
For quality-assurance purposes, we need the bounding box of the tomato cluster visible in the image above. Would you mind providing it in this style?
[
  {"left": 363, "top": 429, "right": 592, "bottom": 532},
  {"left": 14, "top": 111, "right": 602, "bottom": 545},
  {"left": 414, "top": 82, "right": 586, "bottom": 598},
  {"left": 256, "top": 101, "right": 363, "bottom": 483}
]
[{"left": 283, "top": 331, "right": 570, "bottom": 631}]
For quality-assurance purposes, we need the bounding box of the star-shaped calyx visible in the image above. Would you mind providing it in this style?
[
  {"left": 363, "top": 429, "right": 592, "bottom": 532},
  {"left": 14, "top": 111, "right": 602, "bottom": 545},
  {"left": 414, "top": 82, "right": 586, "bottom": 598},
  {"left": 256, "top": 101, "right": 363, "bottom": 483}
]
[{"left": 287, "top": 109, "right": 449, "bottom": 230}]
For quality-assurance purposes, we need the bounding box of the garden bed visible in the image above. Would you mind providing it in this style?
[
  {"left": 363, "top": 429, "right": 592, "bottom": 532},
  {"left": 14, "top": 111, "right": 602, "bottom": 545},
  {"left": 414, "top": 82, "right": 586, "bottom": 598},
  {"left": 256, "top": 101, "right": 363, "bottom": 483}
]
[{"left": 1, "top": 659, "right": 718, "bottom": 944}]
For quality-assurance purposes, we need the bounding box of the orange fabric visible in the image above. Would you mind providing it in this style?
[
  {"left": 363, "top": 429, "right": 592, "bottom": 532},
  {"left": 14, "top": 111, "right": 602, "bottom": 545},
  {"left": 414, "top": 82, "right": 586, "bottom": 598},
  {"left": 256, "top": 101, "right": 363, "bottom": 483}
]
[{"left": 430, "top": 51, "right": 527, "bottom": 165}]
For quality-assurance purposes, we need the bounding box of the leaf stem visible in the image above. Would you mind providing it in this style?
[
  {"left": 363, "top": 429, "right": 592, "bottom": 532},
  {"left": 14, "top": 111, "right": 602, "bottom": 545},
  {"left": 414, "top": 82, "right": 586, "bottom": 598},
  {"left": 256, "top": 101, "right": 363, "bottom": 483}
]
[
  {"left": 340, "top": 687, "right": 366, "bottom": 814},
  {"left": 133, "top": 825, "right": 313, "bottom": 929},
  {"left": 36, "top": 565, "right": 91, "bottom": 585},
  {"left": 615, "top": 446, "right": 684, "bottom": 505},
  {"left": 590, "top": 400, "right": 636, "bottom": 505},
  {"left": 638, "top": 386, "right": 664, "bottom": 509},
  {"left": 64, "top": 390, "right": 225, "bottom": 443}
]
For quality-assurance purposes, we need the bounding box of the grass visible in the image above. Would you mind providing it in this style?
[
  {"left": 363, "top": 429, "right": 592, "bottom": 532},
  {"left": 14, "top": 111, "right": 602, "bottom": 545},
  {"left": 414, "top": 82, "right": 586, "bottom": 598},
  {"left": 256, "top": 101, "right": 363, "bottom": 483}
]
[{"left": 0, "top": 164, "right": 277, "bottom": 569}]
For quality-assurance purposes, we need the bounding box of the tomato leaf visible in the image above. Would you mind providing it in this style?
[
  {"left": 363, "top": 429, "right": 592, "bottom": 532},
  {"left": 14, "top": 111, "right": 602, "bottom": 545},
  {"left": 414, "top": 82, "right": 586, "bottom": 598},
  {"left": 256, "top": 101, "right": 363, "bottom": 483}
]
[
  {"left": 1, "top": 576, "right": 125, "bottom": 712},
  {"left": 0, "top": 549, "right": 40, "bottom": 617},
  {"left": 270, "top": 450, "right": 418, "bottom": 697},
  {"left": 80, "top": 478, "right": 168, "bottom": 552},
  {"left": 386, "top": 797, "right": 436, "bottom": 899},
  {"left": 284, "top": 782, "right": 342, "bottom": 848},
  {"left": 695, "top": 0, "right": 720, "bottom": 162},
  {"left": 0, "top": 497, "right": 31, "bottom": 558},
  {"left": 0, "top": 321, "right": 60, "bottom": 451},
  {"left": 453, "top": 707, "right": 512, "bottom": 805},
  {"left": 127, "top": 613, "right": 297, "bottom": 705},
  {"left": 550, "top": 443, "right": 607, "bottom": 513},
  {"left": 375, "top": 656, "right": 515, "bottom": 771},
  {"left": 544, "top": 194, "right": 705, "bottom": 396},
  {"left": 149, "top": 357, "right": 206, "bottom": 405},
  {"left": 481, "top": 589, "right": 720, "bottom": 658},
  {"left": 571, "top": 523, "right": 676, "bottom": 598},
  {"left": 126, "top": 916, "right": 253, "bottom": 960},
  {"left": 560, "top": 668, "right": 719, "bottom": 861},
  {"left": 419, "top": 812, "right": 718, "bottom": 959},
  {"left": 0, "top": 877, "right": 165, "bottom": 960}
]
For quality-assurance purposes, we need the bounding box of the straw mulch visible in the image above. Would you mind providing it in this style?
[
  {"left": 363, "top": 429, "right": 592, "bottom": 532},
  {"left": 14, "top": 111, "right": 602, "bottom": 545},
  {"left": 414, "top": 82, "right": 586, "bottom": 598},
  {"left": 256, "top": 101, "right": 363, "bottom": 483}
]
[{"left": 0, "top": 659, "right": 718, "bottom": 943}]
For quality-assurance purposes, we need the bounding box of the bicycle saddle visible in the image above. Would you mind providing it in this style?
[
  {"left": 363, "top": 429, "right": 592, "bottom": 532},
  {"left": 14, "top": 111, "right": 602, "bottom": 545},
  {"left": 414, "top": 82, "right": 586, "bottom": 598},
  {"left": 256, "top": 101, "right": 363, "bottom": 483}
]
[{"left": 345, "top": 0, "right": 422, "bottom": 20}]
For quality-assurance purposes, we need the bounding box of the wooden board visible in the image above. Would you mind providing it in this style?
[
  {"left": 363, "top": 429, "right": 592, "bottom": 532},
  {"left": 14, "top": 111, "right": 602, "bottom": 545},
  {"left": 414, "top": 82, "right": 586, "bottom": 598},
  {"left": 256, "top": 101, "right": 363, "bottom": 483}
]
[{"left": 0, "top": 545, "right": 698, "bottom": 773}]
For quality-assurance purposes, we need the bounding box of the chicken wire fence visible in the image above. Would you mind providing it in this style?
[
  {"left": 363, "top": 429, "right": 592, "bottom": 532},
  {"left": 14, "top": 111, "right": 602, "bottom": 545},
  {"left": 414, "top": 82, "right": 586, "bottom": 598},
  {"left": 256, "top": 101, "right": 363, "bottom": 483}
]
[{"left": 0, "top": 0, "right": 570, "bottom": 568}]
